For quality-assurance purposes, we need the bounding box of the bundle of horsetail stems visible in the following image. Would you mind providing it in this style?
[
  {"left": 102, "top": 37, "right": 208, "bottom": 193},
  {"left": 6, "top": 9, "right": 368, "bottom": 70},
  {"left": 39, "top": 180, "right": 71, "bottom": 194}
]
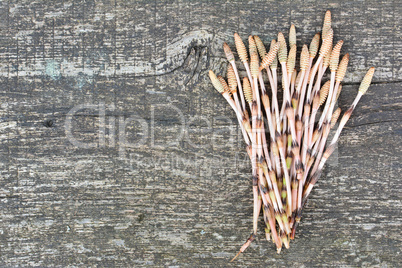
[{"left": 208, "top": 11, "right": 375, "bottom": 260}]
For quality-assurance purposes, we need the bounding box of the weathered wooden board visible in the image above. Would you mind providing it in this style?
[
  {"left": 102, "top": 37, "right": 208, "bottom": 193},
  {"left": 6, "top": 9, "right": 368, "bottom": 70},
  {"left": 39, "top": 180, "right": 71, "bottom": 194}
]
[{"left": 0, "top": 0, "right": 401, "bottom": 267}]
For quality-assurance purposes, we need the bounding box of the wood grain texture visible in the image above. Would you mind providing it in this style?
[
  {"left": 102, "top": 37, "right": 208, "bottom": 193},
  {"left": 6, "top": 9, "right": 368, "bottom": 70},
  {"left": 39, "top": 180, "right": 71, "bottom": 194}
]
[{"left": 0, "top": 0, "right": 401, "bottom": 266}]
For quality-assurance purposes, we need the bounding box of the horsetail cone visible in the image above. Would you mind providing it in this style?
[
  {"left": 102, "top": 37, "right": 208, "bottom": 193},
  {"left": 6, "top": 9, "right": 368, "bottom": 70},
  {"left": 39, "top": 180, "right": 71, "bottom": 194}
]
[
  {"left": 330, "top": 40, "right": 344, "bottom": 71},
  {"left": 254, "top": 35, "right": 267, "bottom": 59},
  {"left": 250, "top": 53, "right": 260, "bottom": 78},
  {"left": 270, "top": 39, "right": 279, "bottom": 69},
  {"left": 218, "top": 75, "right": 231, "bottom": 94},
  {"left": 278, "top": 46, "right": 287, "bottom": 64},
  {"left": 227, "top": 64, "right": 237, "bottom": 93},
  {"left": 336, "top": 84, "right": 343, "bottom": 101},
  {"left": 309, "top": 33, "right": 320, "bottom": 58},
  {"left": 209, "top": 70, "right": 224, "bottom": 93},
  {"left": 223, "top": 42, "right": 235, "bottom": 62},
  {"left": 359, "top": 67, "right": 375, "bottom": 94},
  {"left": 319, "top": 28, "right": 333, "bottom": 58},
  {"left": 319, "top": 80, "right": 330, "bottom": 106},
  {"left": 249, "top": 35, "right": 258, "bottom": 57},
  {"left": 277, "top": 32, "right": 286, "bottom": 44},
  {"left": 234, "top": 33, "right": 248, "bottom": 63},
  {"left": 330, "top": 108, "right": 341, "bottom": 128},
  {"left": 336, "top": 53, "right": 350, "bottom": 82},
  {"left": 300, "top": 44, "right": 310, "bottom": 71},
  {"left": 277, "top": 32, "right": 287, "bottom": 63},
  {"left": 323, "top": 43, "right": 332, "bottom": 68},
  {"left": 260, "top": 42, "right": 280, "bottom": 71},
  {"left": 322, "top": 10, "right": 332, "bottom": 40},
  {"left": 287, "top": 45, "right": 297, "bottom": 75},
  {"left": 243, "top": 77, "right": 253, "bottom": 104},
  {"left": 289, "top": 24, "right": 296, "bottom": 48}
]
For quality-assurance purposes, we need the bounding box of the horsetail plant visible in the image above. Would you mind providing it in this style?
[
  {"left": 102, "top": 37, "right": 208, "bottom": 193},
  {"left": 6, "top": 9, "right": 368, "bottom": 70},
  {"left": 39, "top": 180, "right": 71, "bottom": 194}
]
[{"left": 207, "top": 10, "right": 375, "bottom": 261}]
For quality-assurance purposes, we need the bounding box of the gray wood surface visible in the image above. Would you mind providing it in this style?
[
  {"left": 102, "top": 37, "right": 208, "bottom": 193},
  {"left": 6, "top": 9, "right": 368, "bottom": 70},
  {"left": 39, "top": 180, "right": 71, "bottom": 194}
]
[{"left": 0, "top": 0, "right": 401, "bottom": 267}]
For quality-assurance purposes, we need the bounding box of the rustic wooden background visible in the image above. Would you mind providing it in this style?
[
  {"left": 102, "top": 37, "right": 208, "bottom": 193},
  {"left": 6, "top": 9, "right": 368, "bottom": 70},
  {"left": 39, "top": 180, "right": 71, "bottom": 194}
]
[{"left": 0, "top": 0, "right": 401, "bottom": 266}]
